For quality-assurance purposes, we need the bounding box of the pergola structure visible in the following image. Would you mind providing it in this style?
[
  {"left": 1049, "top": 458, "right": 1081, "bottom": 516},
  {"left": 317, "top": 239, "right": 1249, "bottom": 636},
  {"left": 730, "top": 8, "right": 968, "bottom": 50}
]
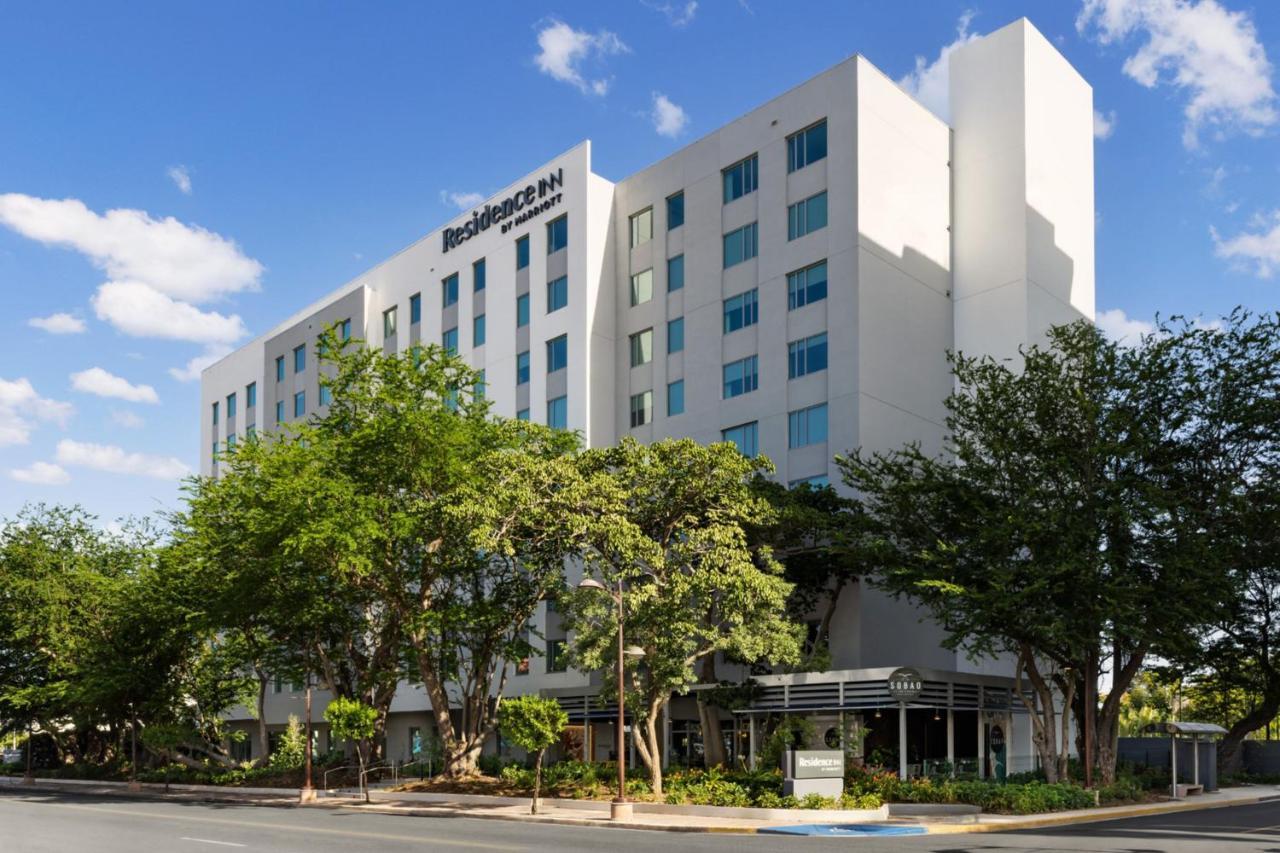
[{"left": 1143, "top": 721, "right": 1227, "bottom": 798}]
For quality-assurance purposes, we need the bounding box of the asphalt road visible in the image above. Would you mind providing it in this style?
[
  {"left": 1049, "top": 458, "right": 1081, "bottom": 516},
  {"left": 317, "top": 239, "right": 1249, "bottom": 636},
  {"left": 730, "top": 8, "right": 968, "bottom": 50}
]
[{"left": 3, "top": 789, "right": 1280, "bottom": 852}]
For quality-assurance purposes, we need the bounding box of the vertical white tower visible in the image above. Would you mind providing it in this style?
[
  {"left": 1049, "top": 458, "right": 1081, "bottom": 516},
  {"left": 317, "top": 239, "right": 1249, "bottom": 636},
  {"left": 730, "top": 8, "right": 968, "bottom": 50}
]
[{"left": 950, "top": 18, "right": 1096, "bottom": 365}]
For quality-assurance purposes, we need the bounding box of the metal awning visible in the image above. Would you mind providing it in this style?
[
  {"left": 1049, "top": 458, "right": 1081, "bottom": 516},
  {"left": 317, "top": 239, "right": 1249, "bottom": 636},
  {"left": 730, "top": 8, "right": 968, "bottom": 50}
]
[{"left": 1143, "top": 721, "right": 1228, "bottom": 736}]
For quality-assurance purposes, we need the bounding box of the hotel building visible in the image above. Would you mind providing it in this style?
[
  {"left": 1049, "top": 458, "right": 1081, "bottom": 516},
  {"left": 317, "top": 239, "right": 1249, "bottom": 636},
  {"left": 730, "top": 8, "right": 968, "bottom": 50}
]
[{"left": 203, "top": 18, "right": 1094, "bottom": 775}]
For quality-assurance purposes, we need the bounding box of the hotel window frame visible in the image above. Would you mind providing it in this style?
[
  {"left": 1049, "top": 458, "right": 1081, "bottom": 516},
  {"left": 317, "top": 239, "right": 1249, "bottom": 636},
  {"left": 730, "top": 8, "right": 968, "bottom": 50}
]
[
  {"left": 516, "top": 293, "right": 530, "bottom": 328},
  {"left": 410, "top": 293, "right": 422, "bottom": 324},
  {"left": 787, "top": 191, "right": 829, "bottom": 241},
  {"left": 546, "top": 334, "right": 568, "bottom": 373},
  {"left": 516, "top": 235, "right": 530, "bottom": 270},
  {"left": 721, "top": 421, "right": 759, "bottom": 457},
  {"left": 383, "top": 306, "right": 398, "bottom": 338},
  {"left": 629, "top": 390, "right": 653, "bottom": 428},
  {"left": 275, "top": 356, "right": 285, "bottom": 382},
  {"left": 788, "top": 332, "right": 829, "bottom": 379},
  {"left": 787, "top": 260, "right": 829, "bottom": 310},
  {"left": 442, "top": 273, "right": 459, "bottom": 307},
  {"left": 666, "top": 192, "right": 684, "bottom": 230},
  {"left": 293, "top": 344, "right": 306, "bottom": 374},
  {"left": 246, "top": 382, "right": 256, "bottom": 408},
  {"left": 473, "top": 313, "right": 486, "bottom": 347},
  {"left": 629, "top": 328, "right": 653, "bottom": 367},
  {"left": 226, "top": 392, "right": 236, "bottom": 419},
  {"left": 473, "top": 257, "right": 486, "bottom": 291},
  {"left": 723, "top": 289, "right": 759, "bottom": 333},
  {"left": 667, "top": 254, "right": 684, "bottom": 292},
  {"left": 630, "top": 268, "right": 654, "bottom": 307},
  {"left": 788, "top": 403, "right": 829, "bottom": 449},
  {"left": 722, "top": 154, "right": 759, "bottom": 203},
  {"left": 667, "top": 317, "right": 684, "bottom": 354},
  {"left": 723, "top": 355, "right": 759, "bottom": 399},
  {"left": 629, "top": 207, "right": 653, "bottom": 248},
  {"left": 547, "top": 275, "right": 568, "bottom": 313},
  {"left": 546, "top": 215, "right": 568, "bottom": 254},
  {"left": 723, "top": 222, "right": 758, "bottom": 268},
  {"left": 667, "top": 379, "right": 685, "bottom": 416},
  {"left": 547, "top": 395, "right": 568, "bottom": 430},
  {"left": 293, "top": 391, "right": 305, "bottom": 418},
  {"left": 211, "top": 401, "right": 219, "bottom": 426},
  {"left": 786, "top": 119, "right": 828, "bottom": 173},
  {"left": 516, "top": 350, "right": 531, "bottom": 385},
  {"left": 442, "top": 326, "right": 459, "bottom": 355}
]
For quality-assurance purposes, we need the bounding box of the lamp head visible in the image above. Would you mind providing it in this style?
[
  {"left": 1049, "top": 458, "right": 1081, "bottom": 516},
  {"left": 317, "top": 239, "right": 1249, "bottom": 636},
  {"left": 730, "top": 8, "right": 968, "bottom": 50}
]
[
  {"left": 623, "top": 646, "right": 646, "bottom": 658},
  {"left": 577, "top": 577, "right": 608, "bottom": 592}
]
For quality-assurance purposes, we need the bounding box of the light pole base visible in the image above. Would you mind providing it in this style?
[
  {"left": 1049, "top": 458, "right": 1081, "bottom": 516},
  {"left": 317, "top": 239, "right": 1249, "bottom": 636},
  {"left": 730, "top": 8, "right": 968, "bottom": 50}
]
[
  {"left": 610, "top": 799, "right": 633, "bottom": 821},
  {"left": 127, "top": 779, "right": 142, "bottom": 792},
  {"left": 299, "top": 786, "right": 317, "bottom": 803},
  {"left": 22, "top": 774, "right": 36, "bottom": 786}
]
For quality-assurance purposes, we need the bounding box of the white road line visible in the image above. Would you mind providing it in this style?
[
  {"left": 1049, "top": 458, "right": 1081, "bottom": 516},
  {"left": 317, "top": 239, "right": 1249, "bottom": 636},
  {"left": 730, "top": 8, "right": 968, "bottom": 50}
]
[{"left": 180, "top": 839, "right": 247, "bottom": 848}]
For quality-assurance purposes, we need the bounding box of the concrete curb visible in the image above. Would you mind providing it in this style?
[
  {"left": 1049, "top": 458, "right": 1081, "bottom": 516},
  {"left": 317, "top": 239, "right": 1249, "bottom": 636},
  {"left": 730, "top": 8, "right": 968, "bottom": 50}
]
[
  {"left": 308, "top": 800, "right": 761, "bottom": 833},
  {"left": 924, "top": 791, "right": 1278, "bottom": 834}
]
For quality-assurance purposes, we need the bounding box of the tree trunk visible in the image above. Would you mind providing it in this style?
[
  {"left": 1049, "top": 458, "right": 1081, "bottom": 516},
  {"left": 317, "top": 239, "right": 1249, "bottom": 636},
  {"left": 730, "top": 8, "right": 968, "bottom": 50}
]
[
  {"left": 254, "top": 670, "right": 270, "bottom": 767},
  {"left": 1219, "top": 689, "right": 1280, "bottom": 776},
  {"left": 630, "top": 696, "right": 666, "bottom": 798},
  {"left": 1014, "top": 644, "right": 1063, "bottom": 783},
  {"left": 1094, "top": 644, "right": 1147, "bottom": 786},
  {"left": 531, "top": 748, "right": 544, "bottom": 815},
  {"left": 696, "top": 657, "right": 727, "bottom": 768}
]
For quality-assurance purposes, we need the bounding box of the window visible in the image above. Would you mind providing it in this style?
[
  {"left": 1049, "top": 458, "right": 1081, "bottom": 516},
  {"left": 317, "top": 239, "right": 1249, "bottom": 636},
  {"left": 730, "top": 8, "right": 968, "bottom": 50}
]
[
  {"left": 516, "top": 235, "right": 530, "bottom": 269},
  {"left": 211, "top": 440, "right": 218, "bottom": 464},
  {"left": 246, "top": 424, "right": 256, "bottom": 441},
  {"left": 517, "top": 350, "right": 530, "bottom": 385},
  {"left": 723, "top": 222, "right": 758, "bottom": 268},
  {"left": 667, "top": 317, "right": 684, "bottom": 353},
  {"left": 668, "top": 379, "right": 685, "bottom": 416},
  {"left": 630, "top": 390, "right": 653, "bottom": 428},
  {"left": 722, "top": 422, "right": 759, "bottom": 457},
  {"left": 473, "top": 314, "right": 486, "bottom": 347},
  {"left": 667, "top": 192, "right": 684, "bottom": 229},
  {"left": 547, "top": 275, "right": 568, "bottom": 313},
  {"left": 473, "top": 258, "right": 486, "bottom": 291},
  {"left": 722, "top": 154, "right": 759, "bottom": 202},
  {"left": 788, "top": 403, "right": 829, "bottom": 448},
  {"left": 442, "top": 327, "right": 459, "bottom": 354},
  {"left": 226, "top": 393, "right": 236, "bottom": 419},
  {"left": 630, "top": 268, "right": 653, "bottom": 306},
  {"left": 275, "top": 356, "right": 285, "bottom": 382},
  {"left": 629, "top": 207, "right": 653, "bottom": 247},
  {"left": 474, "top": 369, "right": 486, "bottom": 399},
  {"left": 723, "top": 355, "right": 759, "bottom": 399},
  {"left": 667, "top": 254, "right": 684, "bottom": 292},
  {"left": 790, "top": 474, "right": 830, "bottom": 489},
  {"left": 383, "top": 306, "right": 398, "bottom": 338},
  {"left": 547, "top": 396, "right": 567, "bottom": 430},
  {"left": 723, "top": 289, "right": 759, "bottom": 333},
  {"left": 516, "top": 293, "right": 530, "bottom": 327},
  {"left": 788, "top": 332, "right": 829, "bottom": 378},
  {"left": 547, "top": 335, "right": 568, "bottom": 373},
  {"left": 227, "top": 433, "right": 236, "bottom": 450},
  {"left": 293, "top": 391, "right": 305, "bottom": 418},
  {"left": 293, "top": 345, "right": 306, "bottom": 373},
  {"left": 546, "top": 215, "right": 568, "bottom": 254},
  {"left": 443, "top": 273, "right": 459, "bottom": 307},
  {"left": 275, "top": 400, "right": 284, "bottom": 424},
  {"left": 630, "top": 328, "right": 653, "bottom": 367},
  {"left": 788, "top": 260, "right": 828, "bottom": 310},
  {"left": 246, "top": 382, "right": 256, "bottom": 408},
  {"left": 319, "top": 384, "right": 333, "bottom": 407},
  {"left": 409, "top": 293, "right": 421, "bottom": 325},
  {"left": 340, "top": 318, "right": 352, "bottom": 340},
  {"left": 788, "top": 191, "right": 828, "bottom": 240},
  {"left": 516, "top": 408, "right": 530, "bottom": 421},
  {"left": 546, "top": 638, "right": 567, "bottom": 673},
  {"left": 787, "top": 119, "right": 828, "bottom": 172},
  {"left": 211, "top": 401, "right": 219, "bottom": 426},
  {"left": 409, "top": 727, "right": 423, "bottom": 758}
]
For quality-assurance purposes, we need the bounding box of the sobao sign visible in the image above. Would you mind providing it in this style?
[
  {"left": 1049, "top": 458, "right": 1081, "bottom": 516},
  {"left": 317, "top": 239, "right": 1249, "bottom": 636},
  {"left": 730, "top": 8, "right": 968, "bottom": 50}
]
[
  {"left": 887, "top": 667, "right": 923, "bottom": 702},
  {"left": 442, "top": 168, "right": 565, "bottom": 253}
]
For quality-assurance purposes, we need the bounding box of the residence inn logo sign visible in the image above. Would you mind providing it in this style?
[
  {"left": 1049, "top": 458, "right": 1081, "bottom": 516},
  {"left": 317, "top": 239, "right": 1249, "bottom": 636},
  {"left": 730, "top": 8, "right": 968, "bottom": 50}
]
[{"left": 442, "top": 168, "right": 565, "bottom": 253}]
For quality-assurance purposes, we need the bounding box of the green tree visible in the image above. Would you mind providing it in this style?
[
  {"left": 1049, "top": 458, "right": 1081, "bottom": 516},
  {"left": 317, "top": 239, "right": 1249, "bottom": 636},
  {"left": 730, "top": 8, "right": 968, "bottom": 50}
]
[
  {"left": 562, "top": 438, "right": 802, "bottom": 796},
  {"left": 269, "top": 715, "right": 308, "bottom": 770},
  {"left": 499, "top": 695, "right": 568, "bottom": 813},
  {"left": 839, "top": 320, "right": 1233, "bottom": 784},
  {"left": 324, "top": 696, "right": 378, "bottom": 801}
]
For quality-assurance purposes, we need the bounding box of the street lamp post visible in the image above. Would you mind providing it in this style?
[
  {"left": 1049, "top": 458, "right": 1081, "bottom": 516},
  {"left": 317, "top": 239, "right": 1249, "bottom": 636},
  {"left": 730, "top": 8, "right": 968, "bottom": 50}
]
[
  {"left": 22, "top": 721, "right": 34, "bottom": 785},
  {"left": 578, "top": 576, "right": 645, "bottom": 821},
  {"left": 300, "top": 672, "right": 316, "bottom": 803}
]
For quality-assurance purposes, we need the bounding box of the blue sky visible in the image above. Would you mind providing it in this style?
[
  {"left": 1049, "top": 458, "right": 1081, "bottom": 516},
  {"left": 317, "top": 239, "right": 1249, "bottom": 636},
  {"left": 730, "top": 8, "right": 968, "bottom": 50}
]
[{"left": 0, "top": 0, "right": 1277, "bottom": 525}]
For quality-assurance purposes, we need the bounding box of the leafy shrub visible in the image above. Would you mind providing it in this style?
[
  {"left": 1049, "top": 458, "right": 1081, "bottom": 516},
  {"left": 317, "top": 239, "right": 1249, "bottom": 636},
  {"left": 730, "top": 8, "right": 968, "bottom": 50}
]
[
  {"left": 798, "top": 793, "right": 838, "bottom": 809},
  {"left": 1097, "top": 777, "right": 1144, "bottom": 805},
  {"left": 840, "top": 791, "right": 883, "bottom": 810},
  {"left": 268, "top": 716, "right": 307, "bottom": 770}
]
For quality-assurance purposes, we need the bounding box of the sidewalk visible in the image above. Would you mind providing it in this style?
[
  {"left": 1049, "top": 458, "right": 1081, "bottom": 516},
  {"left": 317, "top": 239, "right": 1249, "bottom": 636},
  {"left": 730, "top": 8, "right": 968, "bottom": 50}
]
[{"left": 6, "top": 774, "right": 1279, "bottom": 835}]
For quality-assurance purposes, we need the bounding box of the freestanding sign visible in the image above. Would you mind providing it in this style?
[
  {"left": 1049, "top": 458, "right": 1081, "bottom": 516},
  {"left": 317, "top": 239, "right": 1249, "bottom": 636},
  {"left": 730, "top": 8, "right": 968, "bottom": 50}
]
[{"left": 783, "top": 749, "right": 844, "bottom": 798}]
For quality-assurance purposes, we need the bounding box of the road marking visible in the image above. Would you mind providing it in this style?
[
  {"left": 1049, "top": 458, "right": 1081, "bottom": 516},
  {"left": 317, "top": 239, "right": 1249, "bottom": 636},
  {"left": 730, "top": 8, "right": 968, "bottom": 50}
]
[
  {"left": 0, "top": 797, "right": 522, "bottom": 850},
  {"left": 181, "top": 839, "right": 247, "bottom": 848}
]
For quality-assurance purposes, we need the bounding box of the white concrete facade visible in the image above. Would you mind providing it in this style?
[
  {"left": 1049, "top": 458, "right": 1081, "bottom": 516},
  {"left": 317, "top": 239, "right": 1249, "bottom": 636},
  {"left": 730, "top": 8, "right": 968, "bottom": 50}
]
[{"left": 203, "top": 18, "right": 1094, "bottom": 773}]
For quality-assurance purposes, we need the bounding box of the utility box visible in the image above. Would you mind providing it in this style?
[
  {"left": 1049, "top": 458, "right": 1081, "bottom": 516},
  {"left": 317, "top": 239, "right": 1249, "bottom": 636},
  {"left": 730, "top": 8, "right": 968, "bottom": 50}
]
[{"left": 782, "top": 748, "right": 844, "bottom": 799}]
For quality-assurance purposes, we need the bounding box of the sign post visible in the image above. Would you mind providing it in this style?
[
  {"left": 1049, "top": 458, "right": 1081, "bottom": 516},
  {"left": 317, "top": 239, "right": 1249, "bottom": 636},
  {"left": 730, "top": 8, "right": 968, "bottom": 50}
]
[{"left": 887, "top": 668, "right": 923, "bottom": 781}]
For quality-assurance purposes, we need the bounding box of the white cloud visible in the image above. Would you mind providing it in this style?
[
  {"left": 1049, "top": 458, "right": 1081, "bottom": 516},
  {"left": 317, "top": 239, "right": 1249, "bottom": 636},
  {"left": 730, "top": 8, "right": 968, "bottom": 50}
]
[
  {"left": 110, "top": 409, "right": 145, "bottom": 429},
  {"left": 439, "top": 190, "right": 486, "bottom": 211},
  {"left": 643, "top": 0, "right": 697, "bottom": 27},
  {"left": 898, "top": 11, "right": 981, "bottom": 123},
  {"left": 168, "top": 344, "right": 234, "bottom": 382},
  {"left": 91, "top": 281, "right": 247, "bottom": 344},
  {"left": 70, "top": 367, "right": 160, "bottom": 404},
  {"left": 1211, "top": 210, "right": 1280, "bottom": 277},
  {"left": 167, "top": 165, "right": 192, "bottom": 195},
  {"left": 55, "top": 439, "right": 190, "bottom": 480},
  {"left": 533, "top": 19, "right": 629, "bottom": 96},
  {"left": 0, "top": 377, "right": 73, "bottom": 447},
  {"left": 1077, "top": 0, "right": 1278, "bottom": 149},
  {"left": 1094, "top": 108, "right": 1118, "bottom": 139},
  {"left": 10, "top": 462, "right": 70, "bottom": 486},
  {"left": 650, "top": 93, "right": 689, "bottom": 138},
  {"left": 27, "top": 312, "right": 86, "bottom": 334},
  {"left": 1095, "top": 307, "right": 1156, "bottom": 345}
]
